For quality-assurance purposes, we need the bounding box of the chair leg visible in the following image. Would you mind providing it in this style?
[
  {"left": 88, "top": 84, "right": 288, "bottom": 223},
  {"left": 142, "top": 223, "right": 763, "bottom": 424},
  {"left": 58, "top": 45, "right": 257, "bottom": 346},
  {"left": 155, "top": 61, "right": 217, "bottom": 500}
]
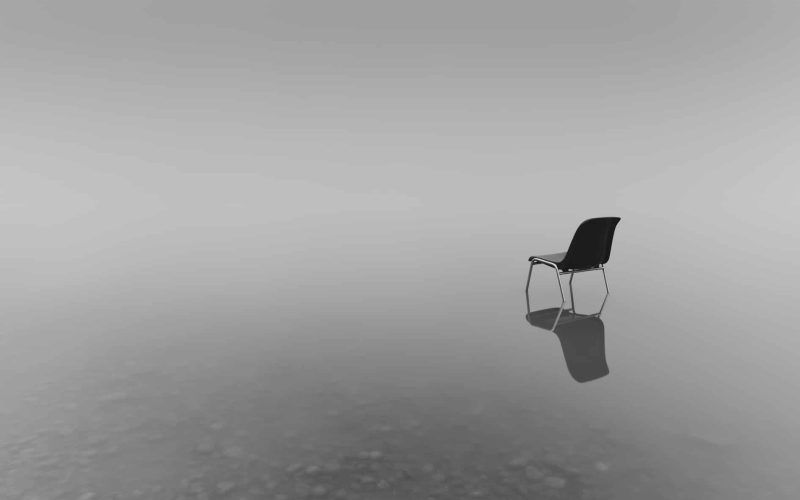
[
  {"left": 601, "top": 266, "right": 610, "bottom": 294},
  {"left": 525, "top": 289, "right": 532, "bottom": 315},
  {"left": 568, "top": 272, "right": 576, "bottom": 314},
  {"left": 551, "top": 265, "right": 565, "bottom": 306},
  {"left": 598, "top": 290, "right": 610, "bottom": 316},
  {"left": 550, "top": 305, "right": 565, "bottom": 331},
  {"left": 525, "top": 261, "right": 535, "bottom": 294},
  {"left": 527, "top": 259, "right": 565, "bottom": 306}
]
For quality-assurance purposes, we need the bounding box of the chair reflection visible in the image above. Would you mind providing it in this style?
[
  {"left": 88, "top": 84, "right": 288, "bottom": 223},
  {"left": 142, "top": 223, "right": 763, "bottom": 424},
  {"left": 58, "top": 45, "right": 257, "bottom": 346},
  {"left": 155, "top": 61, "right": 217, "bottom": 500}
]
[{"left": 525, "top": 293, "right": 610, "bottom": 383}]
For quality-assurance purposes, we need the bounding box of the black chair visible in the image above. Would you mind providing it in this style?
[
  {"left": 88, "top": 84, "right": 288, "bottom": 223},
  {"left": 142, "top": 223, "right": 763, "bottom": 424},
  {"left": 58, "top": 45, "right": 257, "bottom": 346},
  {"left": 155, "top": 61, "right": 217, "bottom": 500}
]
[{"left": 526, "top": 217, "right": 621, "bottom": 306}]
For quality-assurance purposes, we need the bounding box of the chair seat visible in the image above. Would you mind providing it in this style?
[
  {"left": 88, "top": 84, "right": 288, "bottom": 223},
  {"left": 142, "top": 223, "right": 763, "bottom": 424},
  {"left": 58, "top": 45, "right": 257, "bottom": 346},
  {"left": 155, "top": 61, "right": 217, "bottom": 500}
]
[{"left": 528, "top": 252, "right": 567, "bottom": 264}]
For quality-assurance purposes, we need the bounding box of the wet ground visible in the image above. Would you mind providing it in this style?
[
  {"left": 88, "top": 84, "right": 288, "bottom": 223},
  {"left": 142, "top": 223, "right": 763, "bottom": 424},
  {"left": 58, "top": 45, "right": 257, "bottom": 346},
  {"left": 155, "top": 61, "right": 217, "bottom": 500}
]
[{"left": 2, "top": 214, "right": 799, "bottom": 500}]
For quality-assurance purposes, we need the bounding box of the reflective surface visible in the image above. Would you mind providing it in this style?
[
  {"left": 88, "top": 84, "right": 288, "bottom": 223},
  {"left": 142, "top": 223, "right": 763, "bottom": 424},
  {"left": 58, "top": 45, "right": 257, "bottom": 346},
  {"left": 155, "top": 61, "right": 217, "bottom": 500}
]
[
  {"left": 525, "top": 303, "right": 609, "bottom": 383},
  {"left": 2, "top": 215, "right": 799, "bottom": 500}
]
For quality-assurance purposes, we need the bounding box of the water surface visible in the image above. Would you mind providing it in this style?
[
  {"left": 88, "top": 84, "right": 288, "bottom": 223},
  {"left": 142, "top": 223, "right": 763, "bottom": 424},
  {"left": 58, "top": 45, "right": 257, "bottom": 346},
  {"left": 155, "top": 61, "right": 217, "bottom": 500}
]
[{"left": 2, "top": 212, "right": 798, "bottom": 500}]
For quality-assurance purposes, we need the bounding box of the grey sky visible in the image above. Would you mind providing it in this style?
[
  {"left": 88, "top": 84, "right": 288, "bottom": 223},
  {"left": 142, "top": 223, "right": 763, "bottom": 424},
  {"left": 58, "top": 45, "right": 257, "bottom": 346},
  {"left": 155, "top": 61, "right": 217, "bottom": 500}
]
[{"left": 2, "top": 1, "right": 798, "bottom": 268}]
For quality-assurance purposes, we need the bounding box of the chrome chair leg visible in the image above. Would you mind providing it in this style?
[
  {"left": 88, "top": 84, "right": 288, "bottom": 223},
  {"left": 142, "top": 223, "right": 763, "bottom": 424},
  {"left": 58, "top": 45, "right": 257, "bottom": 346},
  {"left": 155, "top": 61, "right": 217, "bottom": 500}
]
[
  {"left": 598, "top": 290, "right": 610, "bottom": 315},
  {"left": 525, "top": 261, "right": 535, "bottom": 294},
  {"left": 527, "top": 259, "right": 565, "bottom": 306},
  {"left": 527, "top": 260, "right": 612, "bottom": 313},
  {"left": 568, "top": 272, "right": 576, "bottom": 314},
  {"left": 550, "top": 305, "right": 565, "bottom": 331},
  {"left": 548, "top": 263, "right": 566, "bottom": 306}
]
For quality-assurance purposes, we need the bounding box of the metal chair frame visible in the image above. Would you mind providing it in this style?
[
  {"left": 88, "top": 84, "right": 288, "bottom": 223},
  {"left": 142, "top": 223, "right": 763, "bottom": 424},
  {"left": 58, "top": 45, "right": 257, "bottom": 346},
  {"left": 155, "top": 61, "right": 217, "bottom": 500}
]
[{"left": 525, "top": 258, "right": 610, "bottom": 310}]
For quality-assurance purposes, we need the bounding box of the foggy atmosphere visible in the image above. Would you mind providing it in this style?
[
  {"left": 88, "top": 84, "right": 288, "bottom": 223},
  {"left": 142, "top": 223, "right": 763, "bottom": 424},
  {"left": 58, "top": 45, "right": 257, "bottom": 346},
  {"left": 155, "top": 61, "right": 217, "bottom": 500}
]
[{"left": 2, "top": 2, "right": 800, "bottom": 499}]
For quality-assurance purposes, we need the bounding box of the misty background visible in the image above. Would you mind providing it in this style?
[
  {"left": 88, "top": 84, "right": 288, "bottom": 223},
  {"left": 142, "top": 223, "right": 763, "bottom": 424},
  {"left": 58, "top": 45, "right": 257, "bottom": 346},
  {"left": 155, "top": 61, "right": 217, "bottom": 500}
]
[
  {"left": 3, "top": 0, "right": 798, "bottom": 361},
  {"left": 2, "top": 2, "right": 800, "bottom": 499}
]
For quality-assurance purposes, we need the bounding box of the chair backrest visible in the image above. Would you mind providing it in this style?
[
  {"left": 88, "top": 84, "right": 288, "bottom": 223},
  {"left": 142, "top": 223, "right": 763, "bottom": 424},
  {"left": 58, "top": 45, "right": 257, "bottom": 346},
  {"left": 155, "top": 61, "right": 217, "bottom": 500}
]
[{"left": 559, "top": 217, "right": 621, "bottom": 271}]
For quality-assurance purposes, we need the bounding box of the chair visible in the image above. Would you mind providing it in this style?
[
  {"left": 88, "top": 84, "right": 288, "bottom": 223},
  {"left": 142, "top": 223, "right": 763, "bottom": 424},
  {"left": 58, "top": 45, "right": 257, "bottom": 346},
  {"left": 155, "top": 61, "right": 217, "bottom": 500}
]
[{"left": 525, "top": 217, "right": 621, "bottom": 306}]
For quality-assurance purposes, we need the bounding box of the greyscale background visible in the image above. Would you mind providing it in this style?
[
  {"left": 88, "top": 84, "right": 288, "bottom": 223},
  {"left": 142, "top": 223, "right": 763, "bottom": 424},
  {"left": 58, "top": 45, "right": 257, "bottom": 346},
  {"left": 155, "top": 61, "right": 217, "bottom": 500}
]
[{"left": 2, "top": 2, "right": 800, "bottom": 499}]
